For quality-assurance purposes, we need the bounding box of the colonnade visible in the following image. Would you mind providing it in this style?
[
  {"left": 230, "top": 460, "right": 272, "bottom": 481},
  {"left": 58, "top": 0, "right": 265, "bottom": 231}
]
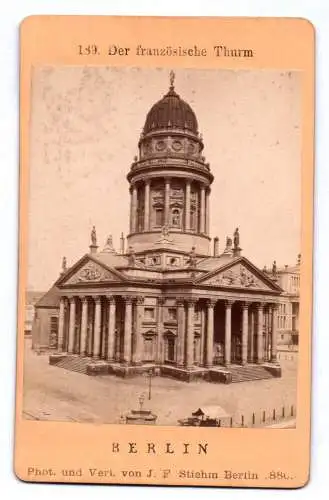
[
  {"left": 58, "top": 295, "right": 145, "bottom": 365},
  {"left": 57, "top": 294, "right": 278, "bottom": 369},
  {"left": 129, "top": 178, "right": 210, "bottom": 234}
]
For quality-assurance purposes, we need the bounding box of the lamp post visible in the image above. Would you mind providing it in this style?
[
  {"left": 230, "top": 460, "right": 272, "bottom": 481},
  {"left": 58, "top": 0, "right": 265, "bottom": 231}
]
[{"left": 148, "top": 368, "right": 154, "bottom": 400}]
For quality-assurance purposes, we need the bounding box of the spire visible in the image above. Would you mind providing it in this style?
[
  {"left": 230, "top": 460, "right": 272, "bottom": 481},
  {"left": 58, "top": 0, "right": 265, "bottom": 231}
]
[
  {"left": 169, "top": 70, "right": 175, "bottom": 90},
  {"left": 120, "top": 232, "right": 125, "bottom": 254}
]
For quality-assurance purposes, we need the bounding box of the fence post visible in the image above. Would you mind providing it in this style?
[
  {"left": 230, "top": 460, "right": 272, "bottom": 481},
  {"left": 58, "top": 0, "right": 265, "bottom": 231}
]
[
  {"left": 273, "top": 409, "right": 276, "bottom": 421},
  {"left": 282, "top": 406, "right": 285, "bottom": 418},
  {"left": 230, "top": 417, "right": 233, "bottom": 428},
  {"left": 252, "top": 413, "right": 255, "bottom": 426},
  {"left": 262, "top": 410, "right": 266, "bottom": 423},
  {"left": 241, "top": 415, "right": 244, "bottom": 427},
  {"left": 291, "top": 405, "right": 294, "bottom": 417}
]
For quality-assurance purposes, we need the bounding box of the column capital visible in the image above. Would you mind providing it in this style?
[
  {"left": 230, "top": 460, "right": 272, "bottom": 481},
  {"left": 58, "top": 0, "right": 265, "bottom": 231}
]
[
  {"left": 106, "top": 295, "right": 116, "bottom": 304},
  {"left": 80, "top": 295, "right": 89, "bottom": 304},
  {"left": 206, "top": 298, "right": 217, "bottom": 308},
  {"left": 123, "top": 295, "right": 133, "bottom": 304},
  {"left": 94, "top": 296, "right": 102, "bottom": 305},
  {"left": 145, "top": 178, "right": 151, "bottom": 186},
  {"left": 157, "top": 296, "right": 166, "bottom": 306},
  {"left": 255, "top": 302, "right": 265, "bottom": 310},
  {"left": 176, "top": 297, "right": 185, "bottom": 307},
  {"left": 241, "top": 301, "right": 251, "bottom": 310},
  {"left": 186, "top": 297, "right": 198, "bottom": 307},
  {"left": 68, "top": 296, "right": 76, "bottom": 304},
  {"left": 225, "top": 299, "right": 235, "bottom": 308},
  {"left": 136, "top": 296, "right": 145, "bottom": 306}
]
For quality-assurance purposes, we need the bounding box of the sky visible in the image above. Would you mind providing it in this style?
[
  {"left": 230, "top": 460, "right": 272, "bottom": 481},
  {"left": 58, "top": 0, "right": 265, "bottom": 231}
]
[{"left": 27, "top": 66, "right": 301, "bottom": 291}]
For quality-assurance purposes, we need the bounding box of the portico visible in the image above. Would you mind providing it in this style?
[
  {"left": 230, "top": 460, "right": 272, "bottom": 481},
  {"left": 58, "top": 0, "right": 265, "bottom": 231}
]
[{"left": 53, "top": 284, "right": 280, "bottom": 381}]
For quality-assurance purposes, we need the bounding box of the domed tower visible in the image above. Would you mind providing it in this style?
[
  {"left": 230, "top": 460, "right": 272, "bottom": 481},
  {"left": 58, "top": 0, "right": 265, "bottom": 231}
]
[{"left": 127, "top": 71, "right": 214, "bottom": 257}]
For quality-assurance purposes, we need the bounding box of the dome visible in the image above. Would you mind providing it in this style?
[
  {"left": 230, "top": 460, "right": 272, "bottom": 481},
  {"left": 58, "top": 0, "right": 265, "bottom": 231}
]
[{"left": 143, "top": 85, "right": 198, "bottom": 135}]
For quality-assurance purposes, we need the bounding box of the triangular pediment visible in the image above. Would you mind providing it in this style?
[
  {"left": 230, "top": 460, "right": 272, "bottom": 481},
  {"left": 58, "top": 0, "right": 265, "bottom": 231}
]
[
  {"left": 58, "top": 255, "right": 125, "bottom": 286},
  {"left": 196, "top": 258, "right": 281, "bottom": 292}
]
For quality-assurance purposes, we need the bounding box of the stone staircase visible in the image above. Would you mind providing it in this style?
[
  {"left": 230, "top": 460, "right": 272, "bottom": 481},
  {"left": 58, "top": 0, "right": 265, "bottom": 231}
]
[
  {"left": 229, "top": 365, "right": 275, "bottom": 383},
  {"left": 50, "top": 355, "right": 90, "bottom": 375}
]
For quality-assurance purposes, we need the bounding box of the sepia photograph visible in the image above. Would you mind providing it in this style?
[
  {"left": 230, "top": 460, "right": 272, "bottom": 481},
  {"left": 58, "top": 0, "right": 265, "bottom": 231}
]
[{"left": 23, "top": 66, "right": 301, "bottom": 429}]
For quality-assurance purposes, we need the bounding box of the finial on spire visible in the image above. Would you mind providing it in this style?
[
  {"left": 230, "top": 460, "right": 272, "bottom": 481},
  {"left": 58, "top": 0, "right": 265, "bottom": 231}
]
[{"left": 169, "top": 70, "right": 175, "bottom": 89}]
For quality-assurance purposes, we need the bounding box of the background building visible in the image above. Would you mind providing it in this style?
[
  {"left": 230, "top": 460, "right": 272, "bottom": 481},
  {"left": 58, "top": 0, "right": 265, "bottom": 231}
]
[
  {"left": 264, "top": 256, "right": 300, "bottom": 346},
  {"left": 25, "top": 291, "right": 44, "bottom": 338}
]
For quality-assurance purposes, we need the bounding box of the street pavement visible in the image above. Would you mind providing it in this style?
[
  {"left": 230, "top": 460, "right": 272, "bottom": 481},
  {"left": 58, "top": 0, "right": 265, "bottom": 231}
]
[{"left": 22, "top": 340, "right": 297, "bottom": 427}]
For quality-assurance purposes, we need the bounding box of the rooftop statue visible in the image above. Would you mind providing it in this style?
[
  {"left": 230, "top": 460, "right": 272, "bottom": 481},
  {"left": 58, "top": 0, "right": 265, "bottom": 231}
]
[
  {"left": 91, "top": 225, "right": 97, "bottom": 246},
  {"left": 233, "top": 227, "right": 240, "bottom": 249}
]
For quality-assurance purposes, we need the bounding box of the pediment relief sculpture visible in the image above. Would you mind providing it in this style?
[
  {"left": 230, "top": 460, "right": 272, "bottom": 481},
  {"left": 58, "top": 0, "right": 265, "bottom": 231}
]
[
  {"left": 66, "top": 262, "right": 117, "bottom": 284},
  {"left": 203, "top": 264, "right": 268, "bottom": 289}
]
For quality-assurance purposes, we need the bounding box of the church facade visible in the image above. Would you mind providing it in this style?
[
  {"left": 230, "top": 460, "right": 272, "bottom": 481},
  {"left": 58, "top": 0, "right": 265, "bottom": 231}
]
[{"left": 33, "top": 74, "right": 283, "bottom": 383}]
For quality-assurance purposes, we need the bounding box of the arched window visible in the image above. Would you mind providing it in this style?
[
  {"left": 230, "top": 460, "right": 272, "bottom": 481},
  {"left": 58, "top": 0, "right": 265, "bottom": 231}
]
[{"left": 171, "top": 208, "right": 181, "bottom": 228}]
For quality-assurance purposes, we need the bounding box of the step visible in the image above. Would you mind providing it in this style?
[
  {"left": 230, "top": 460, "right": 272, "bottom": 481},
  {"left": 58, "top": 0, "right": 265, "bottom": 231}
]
[
  {"left": 51, "top": 355, "right": 90, "bottom": 375},
  {"left": 229, "top": 365, "right": 274, "bottom": 383}
]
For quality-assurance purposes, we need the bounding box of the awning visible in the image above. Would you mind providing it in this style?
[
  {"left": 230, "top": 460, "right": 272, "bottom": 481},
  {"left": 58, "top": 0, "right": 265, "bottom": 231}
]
[{"left": 192, "top": 406, "right": 231, "bottom": 419}]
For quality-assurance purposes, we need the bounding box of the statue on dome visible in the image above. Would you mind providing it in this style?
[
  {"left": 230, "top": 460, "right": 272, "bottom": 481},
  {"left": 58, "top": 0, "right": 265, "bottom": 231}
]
[
  {"left": 162, "top": 225, "right": 170, "bottom": 239},
  {"left": 91, "top": 225, "right": 97, "bottom": 246},
  {"left": 272, "top": 260, "right": 277, "bottom": 276},
  {"left": 189, "top": 246, "right": 197, "bottom": 268},
  {"left": 127, "top": 246, "right": 136, "bottom": 267},
  {"left": 103, "top": 235, "right": 116, "bottom": 253}
]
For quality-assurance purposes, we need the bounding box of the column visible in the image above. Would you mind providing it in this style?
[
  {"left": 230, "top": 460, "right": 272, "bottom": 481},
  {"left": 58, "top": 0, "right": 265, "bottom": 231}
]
[
  {"left": 157, "top": 297, "right": 165, "bottom": 363},
  {"left": 176, "top": 299, "right": 185, "bottom": 367},
  {"left": 200, "top": 307, "right": 205, "bottom": 366},
  {"left": 131, "top": 184, "right": 138, "bottom": 233},
  {"left": 265, "top": 307, "right": 270, "bottom": 360},
  {"left": 186, "top": 299, "right": 196, "bottom": 368},
  {"left": 123, "top": 296, "right": 133, "bottom": 364},
  {"left": 144, "top": 180, "right": 150, "bottom": 231},
  {"left": 206, "top": 299, "right": 215, "bottom": 367},
  {"left": 133, "top": 297, "right": 144, "bottom": 364},
  {"left": 184, "top": 180, "right": 191, "bottom": 231},
  {"left": 57, "top": 297, "right": 65, "bottom": 352},
  {"left": 205, "top": 189, "right": 210, "bottom": 235},
  {"left": 93, "top": 297, "right": 102, "bottom": 359},
  {"left": 249, "top": 308, "right": 255, "bottom": 362},
  {"left": 106, "top": 296, "right": 116, "bottom": 362},
  {"left": 224, "top": 300, "right": 233, "bottom": 366},
  {"left": 256, "top": 303, "right": 264, "bottom": 363},
  {"left": 242, "top": 302, "right": 249, "bottom": 365},
  {"left": 67, "top": 298, "right": 76, "bottom": 354},
  {"left": 200, "top": 184, "right": 206, "bottom": 233},
  {"left": 129, "top": 188, "right": 133, "bottom": 233},
  {"left": 80, "top": 297, "right": 88, "bottom": 355},
  {"left": 271, "top": 304, "right": 278, "bottom": 362},
  {"left": 164, "top": 178, "right": 171, "bottom": 226}
]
